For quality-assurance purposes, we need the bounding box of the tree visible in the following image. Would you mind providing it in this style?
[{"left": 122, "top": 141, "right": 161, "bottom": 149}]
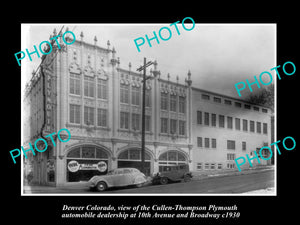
[{"left": 245, "top": 84, "right": 274, "bottom": 110}]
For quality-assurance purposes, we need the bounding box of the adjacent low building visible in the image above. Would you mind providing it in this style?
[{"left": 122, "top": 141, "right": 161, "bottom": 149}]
[{"left": 23, "top": 29, "right": 273, "bottom": 186}]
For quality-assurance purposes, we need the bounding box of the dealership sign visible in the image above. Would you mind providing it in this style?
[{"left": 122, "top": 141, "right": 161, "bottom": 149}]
[{"left": 67, "top": 160, "right": 107, "bottom": 172}]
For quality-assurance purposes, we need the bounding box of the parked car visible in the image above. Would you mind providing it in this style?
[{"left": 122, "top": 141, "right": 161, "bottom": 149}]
[
  {"left": 152, "top": 164, "right": 192, "bottom": 185},
  {"left": 88, "top": 168, "right": 147, "bottom": 192}
]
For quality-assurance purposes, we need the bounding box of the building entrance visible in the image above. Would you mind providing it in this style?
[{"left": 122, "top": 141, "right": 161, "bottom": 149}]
[{"left": 117, "top": 149, "right": 151, "bottom": 176}]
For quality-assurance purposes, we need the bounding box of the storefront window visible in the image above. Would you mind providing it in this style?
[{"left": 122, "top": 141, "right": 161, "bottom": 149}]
[
  {"left": 66, "top": 146, "right": 109, "bottom": 182},
  {"left": 117, "top": 149, "right": 151, "bottom": 175},
  {"left": 158, "top": 150, "right": 187, "bottom": 172}
]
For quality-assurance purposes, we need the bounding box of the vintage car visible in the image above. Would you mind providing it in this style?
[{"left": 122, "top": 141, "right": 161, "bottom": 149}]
[
  {"left": 88, "top": 168, "right": 147, "bottom": 192},
  {"left": 152, "top": 164, "right": 192, "bottom": 185}
]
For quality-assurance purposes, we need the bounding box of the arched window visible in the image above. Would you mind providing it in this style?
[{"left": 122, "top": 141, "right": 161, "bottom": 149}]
[
  {"left": 66, "top": 146, "right": 109, "bottom": 182},
  {"left": 158, "top": 150, "right": 187, "bottom": 172},
  {"left": 158, "top": 150, "right": 187, "bottom": 165},
  {"left": 118, "top": 149, "right": 150, "bottom": 161},
  {"left": 117, "top": 149, "right": 151, "bottom": 175}
]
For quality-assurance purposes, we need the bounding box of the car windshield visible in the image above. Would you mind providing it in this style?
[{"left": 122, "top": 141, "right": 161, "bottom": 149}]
[{"left": 107, "top": 170, "right": 115, "bottom": 175}]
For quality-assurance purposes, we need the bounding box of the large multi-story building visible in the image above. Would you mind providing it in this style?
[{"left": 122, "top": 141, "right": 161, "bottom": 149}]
[{"left": 23, "top": 29, "right": 272, "bottom": 186}]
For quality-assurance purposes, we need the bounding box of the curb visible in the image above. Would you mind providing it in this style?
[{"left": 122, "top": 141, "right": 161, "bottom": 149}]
[{"left": 191, "top": 166, "right": 274, "bottom": 181}]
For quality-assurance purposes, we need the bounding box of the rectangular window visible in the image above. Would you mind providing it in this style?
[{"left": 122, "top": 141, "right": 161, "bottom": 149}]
[
  {"left": 197, "top": 137, "right": 203, "bottom": 147},
  {"left": 179, "top": 120, "right": 186, "bottom": 135},
  {"left": 210, "top": 163, "right": 216, "bottom": 170},
  {"left": 244, "top": 104, "right": 251, "bottom": 110},
  {"left": 70, "top": 104, "right": 81, "bottom": 124},
  {"left": 262, "top": 108, "right": 268, "bottom": 113},
  {"left": 219, "top": 115, "right": 225, "bottom": 128},
  {"left": 217, "top": 163, "right": 222, "bottom": 169},
  {"left": 197, "top": 163, "right": 202, "bottom": 170},
  {"left": 235, "top": 118, "right": 240, "bottom": 130},
  {"left": 97, "top": 108, "right": 107, "bottom": 127},
  {"left": 235, "top": 102, "right": 242, "bottom": 108},
  {"left": 84, "top": 76, "right": 95, "bottom": 97},
  {"left": 253, "top": 106, "right": 259, "bottom": 111},
  {"left": 263, "top": 123, "right": 268, "bottom": 134},
  {"left": 170, "top": 94, "right": 177, "bottom": 112},
  {"left": 120, "top": 84, "right": 129, "bottom": 104},
  {"left": 197, "top": 111, "right": 202, "bottom": 124},
  {"left": 243, "top": 119, "right": 248, "bottom": 131},
  {"left": 170, "top": 119, "right": 177, "bottom": 134},
  {"left": 224, "top": 99, "right": 232, "bottom": 105},
  {"left": 227, "top": 116, "right": 233, "bottom": 129},
  {"left": 204, "top": 112, "right": 210, "bottom": 126},
  {"left": 161, "top": 118, "right": 168, "bottom": 133},
  {"left": 257, "top": 121, "right": 261, "bottom": 133},
  {"left": 120, "top": 112, "right": 129, "bottom": 129},
  {"left": 227, "top": 140, "right": 235, "bottom": 150},
  {"left": 145, "top": 115, "right": 151, "bottom": 132},
  {"left": 70, "top": 73, "right": 81, "bottom": 95},
  {"left": 211, "top": 114, "right": 216, "bottom": 127},
  {"left": 97, "top": 79, "right": 108, "bottom": 99},
  {"left": 179, "top": 96, "right": 186, "bottom": 113},
  {"left": 131, "top": 86, "right": 140, "bottom": 106},
  {"left": 227, "top": 163, "right": 235, "bottom": 169},
  {"left": 242, "top": 141, "right": 246, "bottom": 151},
  {"left": 212, "top": 138, "right": 217, "bottom": 148},
  {"left": 227, "top": 153, "right": 236, "bottom": 160},
  {"left": 213, "top": 97, "right": 221, "bottom": 103},
  {"left": 161, "top": 93, "right": 168, "bottom": 110},
  {"left": 202, "top": 94, "right": 210, "bottom": 100},
  {"left": 132, "top": 113, "right": 140, "bottom": 130},
  {"left": 84, "top": 106, "right": 95, "bottom": 125},
  {"left": 205, "top": 138, "right": 210, "bottom": 148},
  {"left": 250, "top": 120, "right": 255, "bottom": 132},
  {"left": 204, "top": 163, "right": 210, "bottom": 170}
]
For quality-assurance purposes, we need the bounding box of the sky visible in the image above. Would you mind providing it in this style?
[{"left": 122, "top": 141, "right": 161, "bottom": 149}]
[{"left": 21, "top": 23, "right": 276, "bottom": 99}]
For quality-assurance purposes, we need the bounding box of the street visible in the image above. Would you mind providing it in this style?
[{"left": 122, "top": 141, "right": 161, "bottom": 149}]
[{"left": 24, "top": 169, "right": 274, "bottom": 194}]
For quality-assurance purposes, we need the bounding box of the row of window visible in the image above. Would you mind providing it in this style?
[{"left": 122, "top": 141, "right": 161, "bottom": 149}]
[
  {"left": 197, "top": 138, "right": 247, "bottom": 151},
  {"left": 70, "top": 73, "right": 151, "bottom": 107},
  {"left": 70, "top": 104, "right": 108, "bottom": 127},
  {"left": 70, "top": 103, "right": 187, "bottom": 135},
  {"left": 119, "top": 112, "right": 151, "bottom": 131},
  {"left": 201, "top": 93, "right": 268, "bottom": 113},
  {"left": 70, "top": 73, "right": 108, "bottom": 99},
  {"left": 161, "top": 92, "right": 186, "bottom": 113},
  {"left": 160, "top": 118, "right": 186, "bottom": 135},
  {"left": 196, "top": 111, "right": 268, "bottom": 134},
  {"left": 120, "top": 84, "right": 151, "bottom": 107},
  {"left": 196, "top": 162, "right": 236, "bottom": 170}
]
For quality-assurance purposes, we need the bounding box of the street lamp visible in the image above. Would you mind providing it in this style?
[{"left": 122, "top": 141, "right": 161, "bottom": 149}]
[{"left": 137, "top": 58, "right": 154, "bottom": 175}]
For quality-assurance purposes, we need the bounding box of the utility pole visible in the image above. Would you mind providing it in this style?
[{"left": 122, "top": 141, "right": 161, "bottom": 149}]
[{"left": 137, "top": 58, "right": 153, "bottom": 175}]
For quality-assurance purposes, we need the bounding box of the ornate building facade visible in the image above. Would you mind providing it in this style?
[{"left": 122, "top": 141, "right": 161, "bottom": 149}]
[{"left": 23, "top": 29, "right": 272, "bottom": 186}]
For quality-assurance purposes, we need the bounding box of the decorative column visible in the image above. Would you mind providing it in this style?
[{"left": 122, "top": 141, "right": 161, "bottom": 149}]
[
  {"left": 185, "top": 70, "right": 193, "bottom": 168},
  {"left": 185, "top": 70, "right": 192, "bottom": 144},
  {"left": 110, "top": 47, "right": 118, "bottom": 138}
]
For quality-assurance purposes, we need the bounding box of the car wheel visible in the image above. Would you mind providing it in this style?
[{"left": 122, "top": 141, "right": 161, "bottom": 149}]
[
  {"left": 183, "top": 174, "right": 191, "bottom": 182},
  {"left": 160, "top": 177, "right": 168, "bottom": 185},
  {"left": 136, "top": 183, "right": 143, "bottom": 188},
  {"left": 96, "top": 181, "right": 107, "bottom": 192}
]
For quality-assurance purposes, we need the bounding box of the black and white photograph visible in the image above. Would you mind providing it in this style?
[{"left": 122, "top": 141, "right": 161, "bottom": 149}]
[
  {"left": 21, "top": 23, "right": 276, "bottom": 195},
  {"left": 4, "top": 12, "right": 297, "bottom": 225}
]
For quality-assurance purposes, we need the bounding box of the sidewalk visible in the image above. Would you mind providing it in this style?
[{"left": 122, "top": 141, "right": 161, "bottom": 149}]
[{"left": 191, "top": 165, "right": 274, "bottom": 181}]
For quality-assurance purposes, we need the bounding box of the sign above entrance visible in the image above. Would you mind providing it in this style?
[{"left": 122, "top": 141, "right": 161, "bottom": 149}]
[{"left": 67, "top": 160, "right": 107, "bottom": 172}]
